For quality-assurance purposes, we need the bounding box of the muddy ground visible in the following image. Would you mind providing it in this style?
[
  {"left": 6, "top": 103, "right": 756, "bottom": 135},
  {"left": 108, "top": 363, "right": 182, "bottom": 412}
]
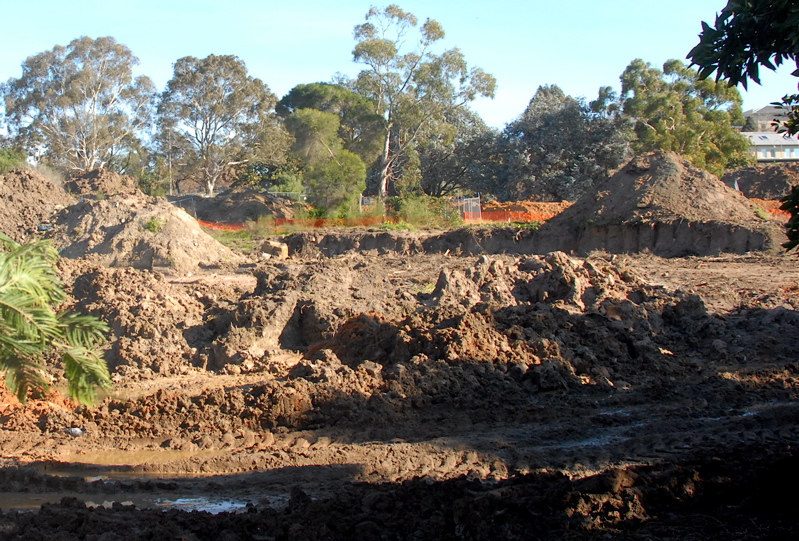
[
  {"left": 0, "top": 245, "right": 798, "bottom": 540},
  {"left": 1, "top": 153, "right": 799, "bottom": 539}
]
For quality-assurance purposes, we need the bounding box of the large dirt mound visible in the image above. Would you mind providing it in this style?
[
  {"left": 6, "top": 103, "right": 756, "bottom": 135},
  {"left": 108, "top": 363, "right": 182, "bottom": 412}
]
[
  {"left": 0, "top": 168, "right": 75, "bottom": 242},
  {"left": 536, "top": 151, "right": 783, "bottom": 256},
  {"left": 722, "top": 162, "right": 799, "bottom": 199},
  {"left": 171, "top": 187, "right": 298, "bottom": 223},
  {"left": 48, "top": 193, "right": 243, "bottom": 274},
  {"left": 64, "top": 169, "right": 140, "bottom": 197}
]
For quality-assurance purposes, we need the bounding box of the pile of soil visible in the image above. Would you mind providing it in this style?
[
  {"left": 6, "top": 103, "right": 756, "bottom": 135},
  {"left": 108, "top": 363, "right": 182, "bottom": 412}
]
[
  {"left": 536, "top": 151, "right": 784, "bottom": 256},
  {"left": 171, "top": 187, "right": 299, "bottom": 223},
  {"left": 482, "top": 199, "right": 573, "bottom": 215},
  {"left": 0, "top": 168, "right": 74, "bottom": 242},
  {"left": 722, "top": 161, "right": 799, "bottom": 199},
  {"left": 48, "top": 193, "right": 244, "bottom": 274},
  {"left": 64, "top": 169, "right": 140, "bottom": 197}
]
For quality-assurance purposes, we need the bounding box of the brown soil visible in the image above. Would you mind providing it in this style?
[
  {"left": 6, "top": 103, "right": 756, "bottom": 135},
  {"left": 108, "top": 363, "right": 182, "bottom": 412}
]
[
  {"left": 1, "top": 155, "right": 799, "bottom": 539},
  {"left": 482, "top": 199, "right": 573, "bottom": 215},
  {"left": 722, "top": 161, "right": 799, "bottom": 199},
  {"left": 0, "top": 168, "right": 75, "bottom": 243},
  {"left": 47, "top": 192, "right": 244, "bottom": 274},
  {"left": 170, "top": 187, "right": 300, "bottom": 223},
  {"left": 64, "top": 169, "right": 140, "bottom": 197}
]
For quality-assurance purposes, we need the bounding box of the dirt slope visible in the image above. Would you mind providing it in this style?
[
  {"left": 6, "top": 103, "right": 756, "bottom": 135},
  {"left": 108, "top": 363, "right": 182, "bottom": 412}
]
[
  {"left": 48, "top": 193, "right": 244, "bottom": 274},
  {"left": 536, "top": 151, "right": 783, "bottom": 256},
  {"left": 0, "top": 168, "right": 74, "bottom": 243}
]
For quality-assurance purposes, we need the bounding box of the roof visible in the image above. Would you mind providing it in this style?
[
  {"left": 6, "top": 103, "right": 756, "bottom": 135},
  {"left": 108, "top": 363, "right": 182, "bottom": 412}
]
[
  {"left": 741, "top": 131, "right": 799, "bottom": 146},
  {"left": 743, "top": 105, "right": 789, "bottom": 117}
]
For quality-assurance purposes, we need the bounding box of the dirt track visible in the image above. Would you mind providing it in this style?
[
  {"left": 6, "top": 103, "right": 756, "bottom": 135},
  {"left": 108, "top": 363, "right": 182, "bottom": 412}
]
[{"left": 1, "top": 246, "right": 798, "bottom": 539}]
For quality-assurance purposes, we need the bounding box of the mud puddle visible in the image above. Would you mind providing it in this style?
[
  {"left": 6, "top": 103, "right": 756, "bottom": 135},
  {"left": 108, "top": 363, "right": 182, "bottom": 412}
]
[{"left": 0, "top": 492, "right": 258, "bottom": 513}]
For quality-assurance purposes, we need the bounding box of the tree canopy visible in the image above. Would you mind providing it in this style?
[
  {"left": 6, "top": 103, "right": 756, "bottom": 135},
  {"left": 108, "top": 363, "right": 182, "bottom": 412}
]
[
  {"left": 346, "top": 4, "right": 496, "bottom": 198},
  {"left": 1, "top": 36, "right": 156, "bottom": 173},
  {"left": 620, "top": 58, "right": 751, "bottom": 176},
  {"left": 501, "top": 85, "right": 631, "bottom": 201},
  {"left": 157, "top": 54, "right": 289, "bottom": 195}
]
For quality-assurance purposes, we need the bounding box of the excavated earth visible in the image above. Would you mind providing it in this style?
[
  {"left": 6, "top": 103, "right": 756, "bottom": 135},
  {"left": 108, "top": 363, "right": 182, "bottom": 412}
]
[{"left": 0, "top": 156, "right": 798, "bottom": 539}]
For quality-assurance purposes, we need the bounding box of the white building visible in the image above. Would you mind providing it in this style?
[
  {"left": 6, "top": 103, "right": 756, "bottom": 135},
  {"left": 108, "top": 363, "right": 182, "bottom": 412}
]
[{"left": 741, "top": 131, "right": 799, "bottom": 162}]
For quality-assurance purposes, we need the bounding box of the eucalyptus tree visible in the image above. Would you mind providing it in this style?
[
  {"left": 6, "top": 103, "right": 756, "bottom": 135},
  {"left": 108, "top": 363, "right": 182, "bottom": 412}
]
[
  {"left": 157, "top": 55, "right": 289, "bottom": 195},
  {"left": 620, "top": 58, "right": 751, "bottom": 176},
  {"left": 347, "top": 4, "right": 496, "bottom": 198},
  {"left": 1, "top": 36, "right": 156, "bottom": 173}
]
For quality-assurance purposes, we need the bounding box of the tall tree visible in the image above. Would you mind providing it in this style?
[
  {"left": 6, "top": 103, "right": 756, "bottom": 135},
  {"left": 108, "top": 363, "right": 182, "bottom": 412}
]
[
  {"left": 417, "top": 107, "right": 497, "bottom": 197},
  {"left": 284, "top": 108, "right": 367, "bottom": 215},
  {"left": 1, "top": 36, "right": 156, "bottom": 173},
  {"left": 620, "top": 58, "right": 752, "bottom": 176},
  {"left": 347, "top": 4, "right": 496, "bottom": 198},
  {"left": 501, "top": 85, "right": 631, "bottom": 201},
  {"left": 277, "top": 82, "right": 386, "bottom": 167},
  {"left": 157, "top": 55, "right": 289, "bottom": 195}
]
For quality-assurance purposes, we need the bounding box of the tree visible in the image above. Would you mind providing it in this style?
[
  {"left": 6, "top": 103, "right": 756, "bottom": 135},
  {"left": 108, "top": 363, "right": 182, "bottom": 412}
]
[
  {"left": 688, "top": 1, "right": 799, "bottom": 251},
  {"left": 500, "top": 85, "right": 631, "bottom": 201},
  {"left": 347, "top": 4, "right": 496, "bottom": 198},
  {"left": 0, "top": 233, "right": 110, "bottom": 405},
  {"left": 620, "top": 59, "right": 752, "bottom": 176},
  {"left": 284, "top": 108, "right": 367, "bottom": 215},
  {"left": 157, "top": 55, "right": 289, "bottom": 195},
  {"left": 1, "top": 36, "right": 156, "bottom": 173},
  {"left": 277, "top": 82, "right": 386, "bottom": 167},
  {"left": 417, "top": 107, "right": 498, "bottom": 197}
]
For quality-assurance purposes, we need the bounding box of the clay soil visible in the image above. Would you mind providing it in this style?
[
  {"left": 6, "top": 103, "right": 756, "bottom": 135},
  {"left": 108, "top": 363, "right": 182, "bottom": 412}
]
[{"left": 1, "top": 156, "right": 799, "bottom": 539}]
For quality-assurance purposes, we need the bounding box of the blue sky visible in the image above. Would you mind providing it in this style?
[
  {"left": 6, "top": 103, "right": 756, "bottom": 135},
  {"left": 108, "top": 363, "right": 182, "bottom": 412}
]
[{"left": 1, "top": 0, "right": 796, "bottom": 128}]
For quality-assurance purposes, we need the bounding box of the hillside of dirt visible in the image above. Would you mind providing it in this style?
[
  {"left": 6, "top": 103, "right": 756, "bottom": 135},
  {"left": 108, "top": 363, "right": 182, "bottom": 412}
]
[
  {"left": 171, "top": 187, "right": 299, "bottom": 223},
  {"left": 536, "top": 151, "right": 784, "bottom": 256},
  {"left": 47, "top": 192, "right": 244, "bottom": 274},
  {"left": 64, "top": 169, "right": 140, "bottom": 197},
  {"left": 722, "top": 161, "right": 799, "bottom": 199},
  {"left": 0, "top": 168, "right": 74, "bottom": 243}
]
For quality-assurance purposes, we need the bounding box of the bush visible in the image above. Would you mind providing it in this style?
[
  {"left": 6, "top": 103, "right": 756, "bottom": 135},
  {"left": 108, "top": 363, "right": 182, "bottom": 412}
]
[
  {"left": 387, "top": 194, "right": 463, "bottom": 228},
  {"left": 0, "top": 148, "right": 28, "bottom": 174},
  {"left": 0, "top": 233, "right": 110, "bottom": 404}
]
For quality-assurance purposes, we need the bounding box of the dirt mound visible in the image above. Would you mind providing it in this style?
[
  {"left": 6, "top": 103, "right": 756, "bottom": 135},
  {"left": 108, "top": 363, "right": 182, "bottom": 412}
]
[
  {"left": 64, "top": 169, "right": 140, "bottom": 197},
  {"left": 48, "top": 192, "right": 244, "bottom": 274},
  {"left": 482, "top": 199, "right": 573, "bottom": 215},
  {"left": 536, "top": 151, "right": 784, "bottom": 256},
  {"left": 0, "top": 168, "right": 75, "bottom": 242},
  {"left": 722, "top": 162, "right": 799, "bottom": 199},
  {"left": 171, "top": 187, "right": 299, "bottom": 223}
]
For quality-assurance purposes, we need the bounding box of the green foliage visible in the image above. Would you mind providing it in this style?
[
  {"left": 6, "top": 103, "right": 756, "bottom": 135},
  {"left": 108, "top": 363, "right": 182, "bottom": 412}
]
[
  {"left": 387, "top": 193, "right": 463, "bottom": 228},
  {"left": 278, "top": 83, "right": 385, "bottom": 166},
  {"left": 157, "top": 54, "right": 290, "bottom": 195},
  {"left": 780, "top": 186, "right": 799, "bottom": 251},
  {"left": 0, "top": 148, "right": 27, "bottom": 174},
  {"left": 347, "top": 4, "right": 496, "bottom": 198},
  {"left": 688, "top": 1, "right": 799, "bottom": 89},
  {"left": 502, "top": 84, "right": 632, "bottom": 201},
  {"left": 620, "top": 59, "right": 752, "bottom": 176},
  {"left": 0, "top": 233, "right": 110, "bottom": 404},
  {"left": 2, "top": 36, "right": 156, "bottom": 174},
  {"left": 143, "top": 217, "right": 165, "bottom": 233}
]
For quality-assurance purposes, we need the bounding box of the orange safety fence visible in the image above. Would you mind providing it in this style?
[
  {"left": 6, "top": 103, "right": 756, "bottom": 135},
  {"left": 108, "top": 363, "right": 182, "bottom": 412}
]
[
  {"left": 197, "top": 220, "right": 246, "bottom": 231},
  {"left": 466, "top": 210, "right": 559, "bottom": 223},
  {"left": 749, "top": 198, "right": 792, "bottom": 221}
]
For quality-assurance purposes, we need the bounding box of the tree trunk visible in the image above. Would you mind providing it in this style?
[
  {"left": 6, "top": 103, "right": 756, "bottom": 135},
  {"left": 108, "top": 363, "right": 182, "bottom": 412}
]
[{"left": 378, "top": 125, "right": 393, "bottom": 200}]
